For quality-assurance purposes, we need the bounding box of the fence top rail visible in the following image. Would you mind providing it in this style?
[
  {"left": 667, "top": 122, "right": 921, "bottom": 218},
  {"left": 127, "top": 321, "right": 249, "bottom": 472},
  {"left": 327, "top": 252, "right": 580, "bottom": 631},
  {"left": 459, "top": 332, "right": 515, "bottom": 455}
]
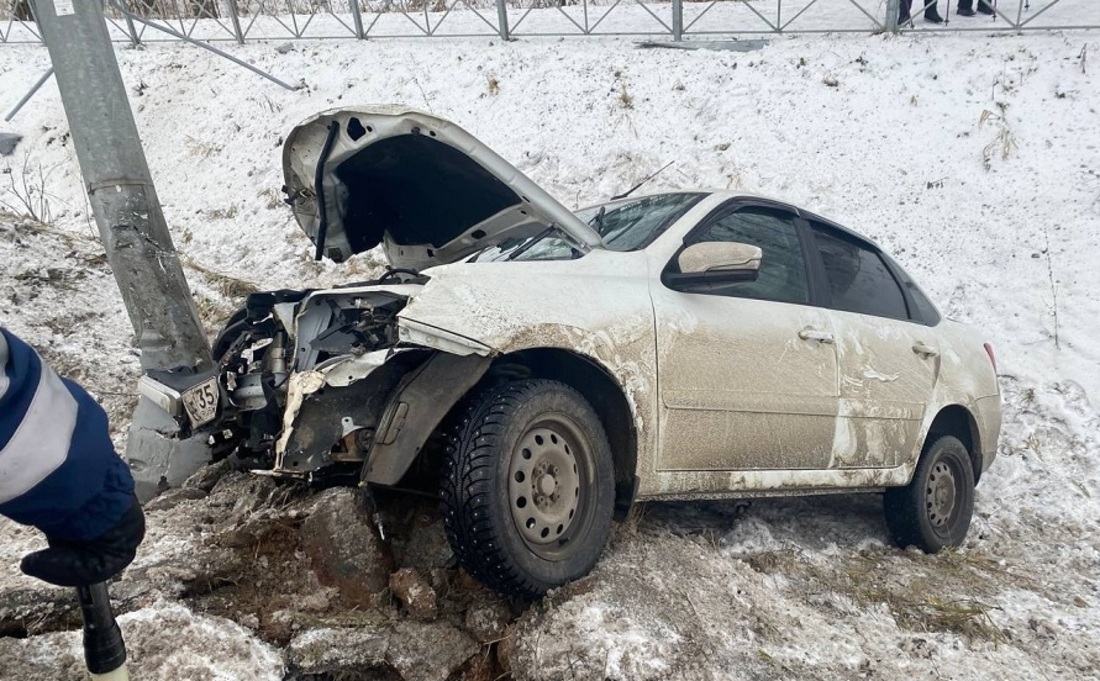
[{"left": 1, "top": 0, "right": 1097, "bottom": 44}]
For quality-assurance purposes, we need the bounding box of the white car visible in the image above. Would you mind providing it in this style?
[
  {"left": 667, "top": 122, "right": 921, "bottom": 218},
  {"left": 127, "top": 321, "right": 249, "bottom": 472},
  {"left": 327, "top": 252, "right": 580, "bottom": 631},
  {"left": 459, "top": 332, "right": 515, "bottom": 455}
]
[{"left": 138, "top": 107, "right": 1002, "bottom": 599}]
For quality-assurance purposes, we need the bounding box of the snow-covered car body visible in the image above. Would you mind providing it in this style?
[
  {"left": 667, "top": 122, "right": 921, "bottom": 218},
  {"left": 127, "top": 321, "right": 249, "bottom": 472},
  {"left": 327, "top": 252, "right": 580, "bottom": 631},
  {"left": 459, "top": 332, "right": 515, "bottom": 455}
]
[{"left": 142, "top": 107, "right": 1001, "bottom": 597}]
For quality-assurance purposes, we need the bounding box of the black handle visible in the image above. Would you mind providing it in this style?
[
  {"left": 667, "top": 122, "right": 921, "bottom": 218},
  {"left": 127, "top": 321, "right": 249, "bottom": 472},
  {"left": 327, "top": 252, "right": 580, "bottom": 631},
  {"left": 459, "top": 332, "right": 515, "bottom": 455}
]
[{"left": 75, "top": 582, "right": 127, "bottom": 675}]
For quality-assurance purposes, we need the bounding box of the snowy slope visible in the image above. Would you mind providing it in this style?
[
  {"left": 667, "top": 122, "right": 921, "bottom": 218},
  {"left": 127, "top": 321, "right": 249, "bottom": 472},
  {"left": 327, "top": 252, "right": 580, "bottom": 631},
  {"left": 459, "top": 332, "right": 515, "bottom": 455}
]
[{"left": 1, "top": 29, "right": 1098, "bottom": 680}]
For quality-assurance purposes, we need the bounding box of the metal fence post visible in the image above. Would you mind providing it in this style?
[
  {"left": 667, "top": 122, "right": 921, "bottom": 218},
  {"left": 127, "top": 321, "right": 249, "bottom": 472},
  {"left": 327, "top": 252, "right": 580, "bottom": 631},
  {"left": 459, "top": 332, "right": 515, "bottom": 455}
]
[
  {"left": 120, "top": 1, "right": 141, "bottom": 46},
  {"left": 672, "top": 0, "right": 682, "bottom": 41},
  {"left": 885, "top": 0, "right": 900, "bottom": 32},
  {"left": 4, "top": 67, "right": 54, "bottom": 122},
  {"left": 496, "top": 0, "right": 510, "bottom": 41},
  {"left": 350, "top": 0, "right": 365, "bottom": 40},
  {"left": 227, "top": 0, "right": 245, "bottom": 44}
]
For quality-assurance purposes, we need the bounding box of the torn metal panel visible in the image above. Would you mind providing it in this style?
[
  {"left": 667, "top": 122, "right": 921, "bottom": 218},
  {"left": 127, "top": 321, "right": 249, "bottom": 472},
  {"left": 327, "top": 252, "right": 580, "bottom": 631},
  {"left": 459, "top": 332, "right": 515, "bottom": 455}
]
[
  {"left": 323, "top": 349, "right": 390, "bottom": 388},
  {"left": 273, "top": 370, "right": 325, "bottom": 466},
  {"left": 274, "top": 357, "right": 415, "bottom": 474}
]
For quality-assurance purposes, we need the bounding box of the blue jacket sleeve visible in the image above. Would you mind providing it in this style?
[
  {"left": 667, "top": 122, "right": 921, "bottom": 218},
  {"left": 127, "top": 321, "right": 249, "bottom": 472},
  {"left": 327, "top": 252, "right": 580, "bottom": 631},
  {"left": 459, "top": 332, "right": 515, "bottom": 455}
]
[{"left": 0, "top": 328, "right": 134, "bottom": 542}]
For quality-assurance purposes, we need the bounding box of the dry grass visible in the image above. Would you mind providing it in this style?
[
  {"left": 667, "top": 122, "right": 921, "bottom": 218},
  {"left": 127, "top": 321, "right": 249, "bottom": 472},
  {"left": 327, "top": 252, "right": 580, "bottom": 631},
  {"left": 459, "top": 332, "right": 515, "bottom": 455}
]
[
  {"left": 181, "top": 254, "right": 259, "bottom": 301},
  {"left": 831, "top": 549, "right": 1014, "bottom": 644},
  {"left": 204, "top": 204, "right": 240, "bottom": 220},
  {"left": 192, "top": 291, "right": 236, "bottom": 332},
  {"left": 897, "top": 597, "right": 1006, "bottom": 643},
  {"left": 1, "top": 155, "right": 61, "bottom": 225},
  {"left": 184, "top": 135, "right": 224, "bottom": 159},
  {"left": 617, "top": 83, "right": 634, "bottom": 110},
  {"left": 979, "top": 104, "right": 1017, "bottom": 170},
  {"left": 259, "top": 187, "right": 285, "bottom": 210}
]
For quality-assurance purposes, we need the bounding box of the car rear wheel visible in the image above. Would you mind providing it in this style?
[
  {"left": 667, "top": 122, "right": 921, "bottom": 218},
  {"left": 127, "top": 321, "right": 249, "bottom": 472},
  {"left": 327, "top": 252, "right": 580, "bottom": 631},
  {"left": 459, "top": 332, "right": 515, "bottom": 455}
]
[
  {"left": 440, "top": 379, "right": 614, "bottom": 600},
  {"left": 884, "top": 434, "right": 975, "bottom": 553}
]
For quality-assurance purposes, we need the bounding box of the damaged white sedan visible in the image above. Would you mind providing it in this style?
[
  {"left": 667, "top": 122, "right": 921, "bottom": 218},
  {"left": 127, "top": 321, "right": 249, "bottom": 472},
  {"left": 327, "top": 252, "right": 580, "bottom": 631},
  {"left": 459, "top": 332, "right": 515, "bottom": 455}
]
[{"left": 139, "top": 107, "right": 1001, "bottom": 599}]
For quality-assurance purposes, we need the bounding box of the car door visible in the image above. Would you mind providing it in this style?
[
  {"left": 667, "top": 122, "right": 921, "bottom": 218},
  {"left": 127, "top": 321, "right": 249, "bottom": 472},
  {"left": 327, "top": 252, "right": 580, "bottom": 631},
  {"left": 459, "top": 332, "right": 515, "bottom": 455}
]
[
  {"left": 651, "top": 203, "right": 839, "bottom": 472},
  {"left": 808, "top": 221, "right": 937, "bottom": 468}
]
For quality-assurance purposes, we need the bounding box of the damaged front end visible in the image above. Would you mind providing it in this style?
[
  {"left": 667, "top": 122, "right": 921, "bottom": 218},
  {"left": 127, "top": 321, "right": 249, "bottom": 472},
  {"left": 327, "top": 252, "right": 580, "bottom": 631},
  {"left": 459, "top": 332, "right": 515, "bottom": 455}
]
[
  {"left": 140, "top": 274, "right": 491, "bottom": 485},
  {"left": 138, "top": 105, "right": 601, "bottom": 490}
]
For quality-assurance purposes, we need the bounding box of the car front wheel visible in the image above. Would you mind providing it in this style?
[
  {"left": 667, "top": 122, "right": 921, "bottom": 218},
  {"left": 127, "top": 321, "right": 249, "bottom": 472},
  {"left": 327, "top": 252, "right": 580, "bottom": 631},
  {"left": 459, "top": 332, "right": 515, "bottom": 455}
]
[
  {"left": 440, "top": 379, "right": 615, "bottom": 600},
  {"left": 884, "top": 434, "right": 976, "bottom": 553}
]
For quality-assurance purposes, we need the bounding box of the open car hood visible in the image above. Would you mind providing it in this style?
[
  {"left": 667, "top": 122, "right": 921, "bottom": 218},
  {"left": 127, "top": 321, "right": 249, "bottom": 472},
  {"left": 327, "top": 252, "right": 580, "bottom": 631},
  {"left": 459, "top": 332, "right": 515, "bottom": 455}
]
[{"left": 283, "top": 106, "right": 603, "bottom": 269}]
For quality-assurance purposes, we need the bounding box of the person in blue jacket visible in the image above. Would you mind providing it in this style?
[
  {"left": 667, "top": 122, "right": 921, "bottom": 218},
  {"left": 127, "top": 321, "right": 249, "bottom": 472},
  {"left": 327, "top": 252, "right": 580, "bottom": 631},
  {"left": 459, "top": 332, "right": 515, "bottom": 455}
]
[{"left": 0, "top": 327, "right": 145, "bottom": 587}]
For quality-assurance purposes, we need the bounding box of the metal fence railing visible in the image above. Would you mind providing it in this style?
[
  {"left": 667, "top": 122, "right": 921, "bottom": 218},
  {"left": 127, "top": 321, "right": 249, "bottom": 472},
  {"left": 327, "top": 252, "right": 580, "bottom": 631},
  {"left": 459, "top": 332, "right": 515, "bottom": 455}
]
[{"left": 1, "top": 1, "right": 1097, "bottom": 44}]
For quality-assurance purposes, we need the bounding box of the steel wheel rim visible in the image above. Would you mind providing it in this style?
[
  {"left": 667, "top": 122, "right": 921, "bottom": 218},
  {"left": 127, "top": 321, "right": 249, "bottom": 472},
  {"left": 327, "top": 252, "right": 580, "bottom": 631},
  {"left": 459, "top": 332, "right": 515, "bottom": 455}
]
[
  {"left": 926, "top": 458, "right": 961, "bottom": 535},
  {"left": 508, "top": 415, "right": 591, "bottom": 560}
]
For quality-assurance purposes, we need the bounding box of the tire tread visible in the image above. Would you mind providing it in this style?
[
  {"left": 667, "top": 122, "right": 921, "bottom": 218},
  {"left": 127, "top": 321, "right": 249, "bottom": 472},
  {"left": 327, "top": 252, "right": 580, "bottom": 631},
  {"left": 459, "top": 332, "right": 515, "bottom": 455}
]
[
  {"left": 884, "top": 434, "right": 975, "bottom": 552},
  {"left": 440, "top": 379, "right": 606, "bottom": 599}
]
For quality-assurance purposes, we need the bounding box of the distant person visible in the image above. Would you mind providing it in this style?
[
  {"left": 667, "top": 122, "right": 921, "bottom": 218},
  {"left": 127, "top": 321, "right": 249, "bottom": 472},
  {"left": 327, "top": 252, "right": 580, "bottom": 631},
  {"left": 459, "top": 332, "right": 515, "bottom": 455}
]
[
  {"left": 899, "top": 1, "right": 945, "bottom": 25},
  {"left": 957, "top": 0, "right": 996, "bottom": 16},
  {"left": 0, "top": 327, "right": 145, "bottom": 587}
]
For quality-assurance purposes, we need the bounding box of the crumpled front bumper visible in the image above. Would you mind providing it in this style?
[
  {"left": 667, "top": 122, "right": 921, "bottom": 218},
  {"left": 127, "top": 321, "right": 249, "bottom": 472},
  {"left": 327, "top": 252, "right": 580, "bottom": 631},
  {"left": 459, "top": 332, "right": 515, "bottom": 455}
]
[{"left": 137, "top": 370, "right": 222, "bottom": 434}]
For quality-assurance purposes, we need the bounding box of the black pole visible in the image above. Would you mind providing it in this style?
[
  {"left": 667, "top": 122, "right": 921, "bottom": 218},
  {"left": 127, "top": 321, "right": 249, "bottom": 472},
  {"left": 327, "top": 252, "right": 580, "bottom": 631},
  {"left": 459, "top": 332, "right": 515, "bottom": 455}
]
[{"left": 75, "top": 583, "right": 128, "bottom": 677}]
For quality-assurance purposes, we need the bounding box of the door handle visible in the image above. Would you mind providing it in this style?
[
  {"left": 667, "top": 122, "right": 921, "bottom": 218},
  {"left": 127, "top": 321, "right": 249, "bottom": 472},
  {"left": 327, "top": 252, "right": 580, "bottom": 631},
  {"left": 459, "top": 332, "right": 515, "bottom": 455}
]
[
  {"left": 798, "top": 328, "right": 835, "bottom": 344},
  {"left": 912, "top": 342, "right": 940, "bottom": 357}
]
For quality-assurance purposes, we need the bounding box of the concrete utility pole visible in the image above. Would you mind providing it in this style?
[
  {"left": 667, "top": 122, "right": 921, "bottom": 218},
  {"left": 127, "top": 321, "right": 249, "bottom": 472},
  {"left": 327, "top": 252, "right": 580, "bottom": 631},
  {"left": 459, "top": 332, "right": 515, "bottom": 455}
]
[{"left": 34, "top": 0, "right": 215, "bottom": 500}]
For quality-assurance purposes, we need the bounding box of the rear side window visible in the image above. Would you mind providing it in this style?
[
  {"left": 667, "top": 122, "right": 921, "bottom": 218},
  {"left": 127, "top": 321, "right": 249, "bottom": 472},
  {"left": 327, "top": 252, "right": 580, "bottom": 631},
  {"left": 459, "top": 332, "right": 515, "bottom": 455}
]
[
  {"left": 812, "top": 227, "right": 908, "bottom": 320},
  {"left": 878, "top": 251, "right": 941, "bottom": 326},
  {"left": 900, "top": 275, "right": 941, "bottom": 325}
]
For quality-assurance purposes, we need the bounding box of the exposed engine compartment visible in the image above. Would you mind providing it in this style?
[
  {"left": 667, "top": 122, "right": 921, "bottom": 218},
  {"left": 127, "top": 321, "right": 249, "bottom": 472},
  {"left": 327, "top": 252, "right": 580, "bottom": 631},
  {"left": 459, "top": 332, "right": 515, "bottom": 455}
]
[{"left": 207, "top": 274, "right": 428, "bottom": 477}]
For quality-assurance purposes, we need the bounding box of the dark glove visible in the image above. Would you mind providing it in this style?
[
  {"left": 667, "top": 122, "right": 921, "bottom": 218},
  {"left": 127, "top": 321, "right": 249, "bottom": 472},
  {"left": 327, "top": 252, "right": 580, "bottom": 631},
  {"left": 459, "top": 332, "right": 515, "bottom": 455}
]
[{"left": 20, "top": 495, "right": 146, "bottom": 587}]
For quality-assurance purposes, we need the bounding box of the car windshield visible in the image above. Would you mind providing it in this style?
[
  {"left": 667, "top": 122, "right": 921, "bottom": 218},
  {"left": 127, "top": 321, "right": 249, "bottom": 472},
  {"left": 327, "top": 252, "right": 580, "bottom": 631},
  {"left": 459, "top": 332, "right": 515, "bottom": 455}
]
[
  {"left": 469, "top": 192, "right": 706, "bottom": 263},
  {"left": 578, "top": 192, "right": 706, "bottom": 251}
]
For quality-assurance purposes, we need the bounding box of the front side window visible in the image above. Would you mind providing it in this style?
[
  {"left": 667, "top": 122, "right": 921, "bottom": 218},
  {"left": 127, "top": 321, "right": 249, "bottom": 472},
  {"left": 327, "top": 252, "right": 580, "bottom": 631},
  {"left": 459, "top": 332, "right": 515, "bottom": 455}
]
[
  {"left": 812, "top": 226, "right": 908, "bottom": 320},
  {"left": 678, "top": 207, "right": 810, "bottom": 304}
]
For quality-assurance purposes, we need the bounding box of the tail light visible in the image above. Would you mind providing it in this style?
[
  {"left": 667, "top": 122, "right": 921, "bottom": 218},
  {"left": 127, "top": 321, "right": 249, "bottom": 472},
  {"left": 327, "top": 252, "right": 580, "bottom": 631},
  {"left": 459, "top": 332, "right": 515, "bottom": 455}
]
[{"left": 983, "top": 342, "right": 997, "bottom": 374}]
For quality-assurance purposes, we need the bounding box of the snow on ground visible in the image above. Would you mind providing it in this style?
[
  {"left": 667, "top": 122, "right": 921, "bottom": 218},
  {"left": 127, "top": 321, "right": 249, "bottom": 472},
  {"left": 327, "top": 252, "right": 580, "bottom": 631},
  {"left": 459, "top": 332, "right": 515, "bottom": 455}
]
[
  {"left": 1, "top": 23, "right": 1099, "bottom": 681},
  {"left": 0, "top": 601, "right": 284, "bottom": 681}
]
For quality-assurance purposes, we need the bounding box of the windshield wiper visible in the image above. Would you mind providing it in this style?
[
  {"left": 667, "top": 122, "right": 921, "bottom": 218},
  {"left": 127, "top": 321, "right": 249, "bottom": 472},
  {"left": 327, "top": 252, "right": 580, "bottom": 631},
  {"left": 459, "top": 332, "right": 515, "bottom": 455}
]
[
  {"left": 505, "top": 226, "right": 556, "bottom": 261},
  {"left": 593, "top": 206, "right": 607, "bottom": 236}
]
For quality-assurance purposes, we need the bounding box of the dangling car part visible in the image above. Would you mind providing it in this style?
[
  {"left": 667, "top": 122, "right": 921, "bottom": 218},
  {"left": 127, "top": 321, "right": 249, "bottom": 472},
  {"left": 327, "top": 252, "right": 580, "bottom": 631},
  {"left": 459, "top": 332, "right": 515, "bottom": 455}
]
[{"left": 137, "top": 107, "right": 1001, "bottom": 600}]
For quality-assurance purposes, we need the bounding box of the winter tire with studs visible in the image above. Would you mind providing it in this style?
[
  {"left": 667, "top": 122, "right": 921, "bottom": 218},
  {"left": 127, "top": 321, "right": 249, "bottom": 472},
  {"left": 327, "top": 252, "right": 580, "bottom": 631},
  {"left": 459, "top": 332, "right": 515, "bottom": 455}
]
[{"left": 440, "top": 379, "right": 615, "bottom": 600}]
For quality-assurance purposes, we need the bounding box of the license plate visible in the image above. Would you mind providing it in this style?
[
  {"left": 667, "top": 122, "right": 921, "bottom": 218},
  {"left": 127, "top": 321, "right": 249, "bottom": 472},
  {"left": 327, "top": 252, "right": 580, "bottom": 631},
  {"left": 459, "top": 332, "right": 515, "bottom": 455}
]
[{"left": 181, "top": 377, "right": 219, "bottom": 428}]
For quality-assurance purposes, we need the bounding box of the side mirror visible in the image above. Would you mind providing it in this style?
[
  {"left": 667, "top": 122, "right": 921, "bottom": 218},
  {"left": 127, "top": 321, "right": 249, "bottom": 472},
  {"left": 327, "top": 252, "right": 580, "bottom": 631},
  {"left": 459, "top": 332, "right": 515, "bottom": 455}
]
[{"left": 666, "top": 241, "right": 762, "bottom": 288}]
